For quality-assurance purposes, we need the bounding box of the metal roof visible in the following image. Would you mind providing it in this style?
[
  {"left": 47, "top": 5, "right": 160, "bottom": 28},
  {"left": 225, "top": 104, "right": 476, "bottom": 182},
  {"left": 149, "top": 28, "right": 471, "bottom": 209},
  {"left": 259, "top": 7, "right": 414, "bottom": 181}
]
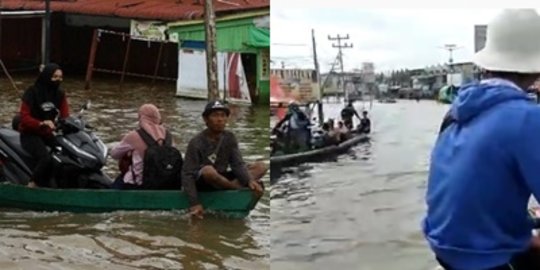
[{"left": 1, "top": 0, "right": 269, "bottom": 21}]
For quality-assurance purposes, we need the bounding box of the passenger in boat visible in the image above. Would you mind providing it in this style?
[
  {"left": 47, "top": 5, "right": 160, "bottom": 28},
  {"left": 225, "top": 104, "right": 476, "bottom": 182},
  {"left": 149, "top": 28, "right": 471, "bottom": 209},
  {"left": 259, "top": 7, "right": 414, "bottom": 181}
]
[
  {"left": 272, "top": 101, "right": 311, "bottom": 152},
  {"left": 340, "top": 101, "right": 361, "bottom": 130},
  {"left": 110, "top": 104, "right": 183, "bottom": 190},
  {"left": 18, "top": 63, "right": 70, "bottom": 188},
  {"left": 182, "top": 101, "right": 267, "bottom": 218},
  {"left": 423, "top": 9, "right": 540, "bottom": 270},
  {"left": 321, "top": 122, "right": 339, "bottom": 146},
  {"left": 337, "top": 121, "right": 350, "bottom": 142},
  {"left": 359, "top": 111, "right": 371, "bottom": 134}
]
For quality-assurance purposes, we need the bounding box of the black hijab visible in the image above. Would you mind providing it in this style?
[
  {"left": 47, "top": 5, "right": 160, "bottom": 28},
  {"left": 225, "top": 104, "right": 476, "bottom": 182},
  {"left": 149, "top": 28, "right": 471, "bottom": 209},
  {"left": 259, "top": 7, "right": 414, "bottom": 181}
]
[{"left": 22, "top": 63, "right": 65, "bottom": 121}]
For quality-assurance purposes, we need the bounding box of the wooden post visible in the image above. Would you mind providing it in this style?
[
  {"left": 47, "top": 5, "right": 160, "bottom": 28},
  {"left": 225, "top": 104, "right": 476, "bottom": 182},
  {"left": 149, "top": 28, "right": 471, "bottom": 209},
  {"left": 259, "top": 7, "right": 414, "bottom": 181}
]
[
  {"left": 44, "top": 0, "right": 51, "bottom": 64},
  {"left": 312, "top": 29, "right": 323, "bottom": 126},
  {"left": 223, "top": 54, "right": 227, "bottom": 101},
  {"left": 84, "top": 29, "right": 98, "bottom": 90},
  {"left": 120, "top": 34, "right": 132, "bottom": 89},
  {"left": 204, "top": 0, "right": 219, "bottom": 101},
  {"left": 0, "top": 59, "right": 18, "bottom": 91}
]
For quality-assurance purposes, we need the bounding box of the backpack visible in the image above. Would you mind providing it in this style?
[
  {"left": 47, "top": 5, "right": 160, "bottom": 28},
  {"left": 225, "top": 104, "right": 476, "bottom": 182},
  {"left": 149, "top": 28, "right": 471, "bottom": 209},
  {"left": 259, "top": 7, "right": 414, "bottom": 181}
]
[{"left": 136, "top": 129, "right": 183, "bottom": 190}]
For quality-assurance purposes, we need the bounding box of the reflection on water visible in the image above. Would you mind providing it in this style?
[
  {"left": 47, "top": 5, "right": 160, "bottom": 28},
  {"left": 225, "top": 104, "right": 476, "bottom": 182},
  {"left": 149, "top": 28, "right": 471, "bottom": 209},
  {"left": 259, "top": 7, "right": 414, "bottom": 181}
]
[
  {"left": 271, "top": 99, "right": 448, "bottom": 270},
  {"left": 0, "top": 75, "right": 269, "bottom": 269}
]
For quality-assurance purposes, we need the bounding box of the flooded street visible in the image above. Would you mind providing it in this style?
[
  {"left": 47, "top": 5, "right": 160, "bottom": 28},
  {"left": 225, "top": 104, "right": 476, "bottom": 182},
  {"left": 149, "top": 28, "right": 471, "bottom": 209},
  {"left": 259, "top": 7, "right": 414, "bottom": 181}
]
[
  {"left": 0, "top": 75, "right": 270, "bottom": 269},
  {"left": 271, "top": 99, "right": 448, "bottom": 270}
]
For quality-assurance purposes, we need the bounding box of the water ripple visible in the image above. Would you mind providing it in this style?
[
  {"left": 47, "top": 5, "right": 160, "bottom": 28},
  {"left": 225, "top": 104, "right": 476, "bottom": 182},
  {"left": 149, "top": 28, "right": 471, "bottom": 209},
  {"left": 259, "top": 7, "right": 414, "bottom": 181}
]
[{"left": 0, "top": 76, "right": 269, "bottom": 269}]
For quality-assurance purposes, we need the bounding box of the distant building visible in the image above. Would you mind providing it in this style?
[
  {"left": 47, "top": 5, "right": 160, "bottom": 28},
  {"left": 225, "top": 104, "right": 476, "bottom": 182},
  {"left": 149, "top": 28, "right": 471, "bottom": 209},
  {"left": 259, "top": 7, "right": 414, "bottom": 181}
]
[{"left": 270, "top": 68, "right": 320, "bottom": 103}]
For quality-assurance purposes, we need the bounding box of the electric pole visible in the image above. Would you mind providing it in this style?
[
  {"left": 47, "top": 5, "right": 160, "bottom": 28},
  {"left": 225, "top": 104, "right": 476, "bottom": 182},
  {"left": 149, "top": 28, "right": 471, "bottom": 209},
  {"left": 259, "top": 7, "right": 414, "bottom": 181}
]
[
  {"left": 442, "top": 44, "right": 460, "bottom": 71},
  {"left": 328, "top": 34, "right": 353, "bottom": 102},
  {"left": 440, "top": 44, "right": 462, "bottom": 88},
  {"left": 204, "top": 0, "right": 219, "bottom": 101}
]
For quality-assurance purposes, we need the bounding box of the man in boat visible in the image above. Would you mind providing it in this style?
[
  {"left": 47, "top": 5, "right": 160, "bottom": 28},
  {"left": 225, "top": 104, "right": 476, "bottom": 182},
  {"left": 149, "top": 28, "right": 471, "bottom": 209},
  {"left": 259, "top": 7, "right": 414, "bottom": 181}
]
[
  {"left": 340, "top": 101, "right": 361, "bottom": 130},
  {"left": 272, "top": 101, "right": 311, "bottom": 152},
  {"left": 17, "top": 63, "right": 70, "bottom": 188},
  {"left": 423, "top": 9, "right": 540, "bottom": 270},
  {"left": 183, "top": 101, "right": 267, "bottom": 218},
  {"left": 336, "top": 121, "right": 350, "bottom": 142},
  {"left": 321, "top": 122, "right": 339, "bottom": 146},
  {"left": 358, "top": 111, "right": 371, "bottom": 134}
]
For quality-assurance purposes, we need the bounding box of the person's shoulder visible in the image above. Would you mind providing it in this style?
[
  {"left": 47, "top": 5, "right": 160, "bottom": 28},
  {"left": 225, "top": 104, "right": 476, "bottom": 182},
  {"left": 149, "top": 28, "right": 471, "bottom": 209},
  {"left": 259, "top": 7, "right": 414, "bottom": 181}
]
[
  {"left": 123, "top": 130, "right": 139, "bottom": 141},
  {"left": 58, "top": 89, "right": 66, "bottom": 98},
  {"left": 223, "top": 130, "right": 239, "bottom": 141},
  {"left": 187, "top": 131, "right": 205, "bottom": 145},
  {"left": 21, "top": 86, "right": 35, "bottom": 100}
]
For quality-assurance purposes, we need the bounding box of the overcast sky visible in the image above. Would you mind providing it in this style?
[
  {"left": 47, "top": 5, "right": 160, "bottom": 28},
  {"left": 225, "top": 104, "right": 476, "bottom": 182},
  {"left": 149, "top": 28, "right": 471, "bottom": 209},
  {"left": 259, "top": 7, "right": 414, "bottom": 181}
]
[{"left": 271, "top": 6, "right": 531, "bottom": 73}]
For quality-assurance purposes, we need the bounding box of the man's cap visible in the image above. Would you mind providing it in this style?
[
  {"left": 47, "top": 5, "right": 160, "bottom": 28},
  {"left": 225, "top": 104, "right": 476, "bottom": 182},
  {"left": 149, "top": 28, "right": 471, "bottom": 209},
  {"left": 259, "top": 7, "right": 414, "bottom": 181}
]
[{"left": 202, "top": 100, "right": 230, "bottom": 117}]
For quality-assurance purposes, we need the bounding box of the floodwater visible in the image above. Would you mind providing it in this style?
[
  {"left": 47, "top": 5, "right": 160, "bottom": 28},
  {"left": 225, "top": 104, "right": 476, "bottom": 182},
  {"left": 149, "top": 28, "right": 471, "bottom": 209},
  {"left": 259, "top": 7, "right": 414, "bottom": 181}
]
[
  {"left": 270, "top": 99, "right": 448, "bottom": 270},
  {"left": 0, "top": 74, "right": 270, "bottom": 269}
]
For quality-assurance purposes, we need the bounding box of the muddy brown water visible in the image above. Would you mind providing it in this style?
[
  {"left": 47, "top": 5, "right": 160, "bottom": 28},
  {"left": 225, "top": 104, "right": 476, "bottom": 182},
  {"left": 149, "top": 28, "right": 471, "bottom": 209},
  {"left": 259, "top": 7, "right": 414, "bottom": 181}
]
[{"left": 0, "top": 75, "right": 270, "bottom": 270}]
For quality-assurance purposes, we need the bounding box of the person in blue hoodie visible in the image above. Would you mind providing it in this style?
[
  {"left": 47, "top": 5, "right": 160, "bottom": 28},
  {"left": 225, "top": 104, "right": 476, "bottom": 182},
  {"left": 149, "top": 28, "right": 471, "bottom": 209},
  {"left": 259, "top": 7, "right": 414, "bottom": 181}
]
[{"left": 423, "top": 9, "right": 540, "bottom": 270}]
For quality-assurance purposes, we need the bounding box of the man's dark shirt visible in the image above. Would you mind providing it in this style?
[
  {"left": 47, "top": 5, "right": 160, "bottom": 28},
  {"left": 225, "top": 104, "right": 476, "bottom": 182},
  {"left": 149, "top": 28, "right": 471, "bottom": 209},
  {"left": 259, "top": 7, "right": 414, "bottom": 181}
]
[{"left": 181, "top": 129, "right": 251, "bottom": 206}]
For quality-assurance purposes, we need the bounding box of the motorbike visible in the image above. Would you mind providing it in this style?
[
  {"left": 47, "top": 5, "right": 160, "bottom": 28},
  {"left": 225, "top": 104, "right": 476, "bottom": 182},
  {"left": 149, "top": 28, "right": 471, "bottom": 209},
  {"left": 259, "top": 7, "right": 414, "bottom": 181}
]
[{"left": 0, "top": 101, "right": 112, "bottom": 189}]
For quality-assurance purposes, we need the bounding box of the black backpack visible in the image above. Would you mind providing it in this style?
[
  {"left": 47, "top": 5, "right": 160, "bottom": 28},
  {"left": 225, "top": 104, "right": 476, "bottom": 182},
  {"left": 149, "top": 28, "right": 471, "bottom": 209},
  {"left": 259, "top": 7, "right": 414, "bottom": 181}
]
[{"left": 136, "top": 129, "right": 183, "bottom": 190}]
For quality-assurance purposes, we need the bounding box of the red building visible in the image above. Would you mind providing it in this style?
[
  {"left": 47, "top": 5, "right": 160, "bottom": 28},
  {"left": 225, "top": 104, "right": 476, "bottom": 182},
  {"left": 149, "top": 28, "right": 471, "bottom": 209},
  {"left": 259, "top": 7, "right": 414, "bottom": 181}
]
[{"left": 0, "top": 0, "right": 268, "bottom": 78}]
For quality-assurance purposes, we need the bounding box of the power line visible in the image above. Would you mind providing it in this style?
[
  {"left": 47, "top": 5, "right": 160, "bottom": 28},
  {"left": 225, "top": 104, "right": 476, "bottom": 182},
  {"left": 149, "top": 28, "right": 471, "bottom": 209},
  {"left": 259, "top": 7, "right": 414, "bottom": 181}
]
[{"left": 271, "top": 43, "right": 309, "bottom": 47}]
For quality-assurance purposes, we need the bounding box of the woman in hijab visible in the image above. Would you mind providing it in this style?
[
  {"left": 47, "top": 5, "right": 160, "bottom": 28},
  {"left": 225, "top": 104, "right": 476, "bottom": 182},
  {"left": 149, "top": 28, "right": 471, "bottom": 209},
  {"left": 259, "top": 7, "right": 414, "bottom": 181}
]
[
  {"left": 18, "top": 63, "right": 70, "bottom": 188},
  {"left": 111, "top": 104, "right": 175, "bottom": 189}
]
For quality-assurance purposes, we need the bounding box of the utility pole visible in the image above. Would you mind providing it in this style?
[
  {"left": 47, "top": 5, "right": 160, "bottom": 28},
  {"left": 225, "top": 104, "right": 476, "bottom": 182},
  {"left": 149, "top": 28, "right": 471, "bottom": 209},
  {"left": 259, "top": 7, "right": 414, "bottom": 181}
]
[
  {"left": 204, "top": 0, "right": 219, "bottom": 101},
  {"left": 440, "top": 44, "right": 461, "bottom": 87},
  {"left": 312, "top": 29, "right": 323, "bottom": 126},
  {"left": 328, "top": 34, "right": 353, "bottom": 102},
  {"left": 442, "top": 44, "right": 458, "bottom": 70}
]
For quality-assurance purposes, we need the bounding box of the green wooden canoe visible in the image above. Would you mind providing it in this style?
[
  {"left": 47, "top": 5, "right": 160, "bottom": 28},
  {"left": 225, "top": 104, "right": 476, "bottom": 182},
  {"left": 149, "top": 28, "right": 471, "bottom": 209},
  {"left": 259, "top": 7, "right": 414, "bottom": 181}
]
[{"left": 0, "top": 183, "right": 260, "bottom": 218}]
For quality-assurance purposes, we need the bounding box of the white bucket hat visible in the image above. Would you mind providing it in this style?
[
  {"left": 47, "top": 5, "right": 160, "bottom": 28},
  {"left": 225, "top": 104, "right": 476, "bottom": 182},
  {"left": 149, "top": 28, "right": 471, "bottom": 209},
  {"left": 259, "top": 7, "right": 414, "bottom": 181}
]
[{"left": 474, "top": 9, "right": 540, "bottom": 73}]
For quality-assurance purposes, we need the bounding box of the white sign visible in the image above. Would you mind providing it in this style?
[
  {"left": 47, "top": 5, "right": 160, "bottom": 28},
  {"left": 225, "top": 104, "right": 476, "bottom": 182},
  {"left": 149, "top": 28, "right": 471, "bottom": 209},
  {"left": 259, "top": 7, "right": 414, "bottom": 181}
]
[
  {"left": 253, "top": 16, "right": 270, "bottom": 28},
  {"left": 176, "top": 49, "right": 252, "bottom": 104},
  {"left": 130, "top": 20, "right": 167, "bottom": 41}
]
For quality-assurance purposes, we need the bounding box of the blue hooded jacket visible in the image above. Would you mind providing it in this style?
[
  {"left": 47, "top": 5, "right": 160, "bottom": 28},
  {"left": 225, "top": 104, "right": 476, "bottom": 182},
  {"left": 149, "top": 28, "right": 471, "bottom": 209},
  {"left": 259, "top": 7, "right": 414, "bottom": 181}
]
[{"left": 423, "top": 78, "right": 540, "bottom": 270}]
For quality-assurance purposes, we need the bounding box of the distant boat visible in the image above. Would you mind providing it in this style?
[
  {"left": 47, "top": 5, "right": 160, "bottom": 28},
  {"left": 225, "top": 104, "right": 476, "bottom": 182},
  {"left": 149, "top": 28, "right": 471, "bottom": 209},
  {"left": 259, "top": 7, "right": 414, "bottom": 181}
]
[
  {"left": 270, "top": 132, "right": 370, "bottom": 168},
  {"left": 379, "top": 98, "right": 397, "bottom": 103}
]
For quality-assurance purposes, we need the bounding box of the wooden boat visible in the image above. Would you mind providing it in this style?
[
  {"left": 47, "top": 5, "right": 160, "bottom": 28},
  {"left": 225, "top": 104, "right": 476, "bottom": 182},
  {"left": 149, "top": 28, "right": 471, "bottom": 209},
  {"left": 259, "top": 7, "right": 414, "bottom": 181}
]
[
  {"left": 270, "top": 133, "right": 369, "bottom": 168},
  {"left": 379, "top": 98, "right": 397, "bottom": 103},
  {"left": 0, "top": 183, "right": 260, "bottom": 218}
]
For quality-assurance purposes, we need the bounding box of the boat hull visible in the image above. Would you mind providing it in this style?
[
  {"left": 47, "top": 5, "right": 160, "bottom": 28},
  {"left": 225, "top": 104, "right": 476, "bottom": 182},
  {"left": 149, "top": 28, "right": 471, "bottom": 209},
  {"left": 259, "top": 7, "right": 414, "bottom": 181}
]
[
  {"left": 270, "top": 133, "right": 369, "bottom": 168},
  {"left": 0, "top": 183, "right": 259, "bottom": 218}
]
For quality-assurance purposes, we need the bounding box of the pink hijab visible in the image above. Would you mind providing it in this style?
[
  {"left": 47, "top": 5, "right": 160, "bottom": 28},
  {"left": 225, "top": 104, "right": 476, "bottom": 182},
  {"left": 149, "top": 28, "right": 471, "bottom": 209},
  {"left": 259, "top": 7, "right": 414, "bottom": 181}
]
[{"left": 124, "top": 104, "right": 167, "bottom": 156}]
